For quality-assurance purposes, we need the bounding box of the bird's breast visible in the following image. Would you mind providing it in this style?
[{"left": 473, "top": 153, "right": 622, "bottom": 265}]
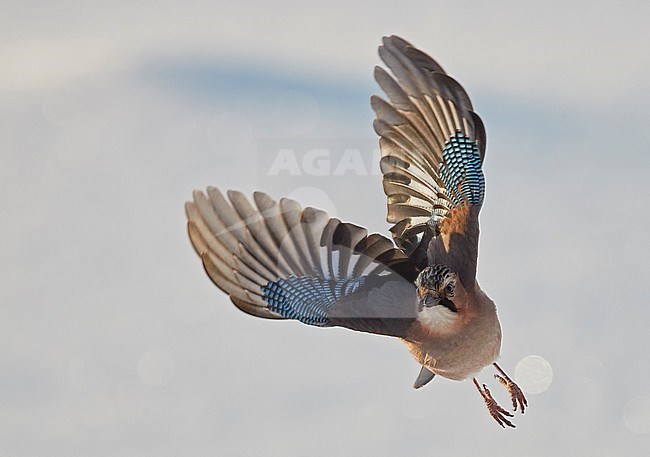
[{"left": 403, "top": 314, "right": 502, "bottom": 381}]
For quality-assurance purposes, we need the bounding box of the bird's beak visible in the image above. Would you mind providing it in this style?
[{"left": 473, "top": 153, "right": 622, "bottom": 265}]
[{"left": 418, "top": 294, "right": 440, "bottom": 310}]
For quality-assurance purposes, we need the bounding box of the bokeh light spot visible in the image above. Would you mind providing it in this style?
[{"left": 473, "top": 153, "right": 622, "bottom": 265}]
[
  {"left": 514, "top": 354, "right": 553, "bottom": 394},
  {"left": 623, "top": 396, "right": 650, "bottom": 434}
]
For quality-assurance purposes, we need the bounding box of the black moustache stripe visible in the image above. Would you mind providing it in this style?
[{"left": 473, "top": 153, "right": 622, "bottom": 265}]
[{"left": 439, "top": 297, "right": 458, "bottom": 313}]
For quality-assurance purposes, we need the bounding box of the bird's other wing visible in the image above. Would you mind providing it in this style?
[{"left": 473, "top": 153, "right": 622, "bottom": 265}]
[
  {"left": 186, "top": 188, "right": 420, "bottom": 338},
  {"left": 372, "top": 35, "right": 486, "bottom": 286}
]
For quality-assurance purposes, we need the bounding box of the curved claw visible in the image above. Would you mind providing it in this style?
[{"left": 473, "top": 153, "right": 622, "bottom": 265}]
[
  {"left": 493, "top": 363, "right": 528, "bottom": 414},
  {"left": 473, "top": 378, "right": 516, "bottom": 428}
]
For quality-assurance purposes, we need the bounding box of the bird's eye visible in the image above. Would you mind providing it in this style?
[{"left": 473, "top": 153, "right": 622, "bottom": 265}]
[{"left": 445, "top": 283, "right": 454, "bottom": 295}]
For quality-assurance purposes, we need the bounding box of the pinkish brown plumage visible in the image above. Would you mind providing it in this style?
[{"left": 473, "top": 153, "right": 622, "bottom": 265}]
[{"left": 186, "top": 35, "right": 527, "bottom": 428}]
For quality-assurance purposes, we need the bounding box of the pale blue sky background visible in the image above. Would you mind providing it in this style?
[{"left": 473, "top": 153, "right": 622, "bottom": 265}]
[{"left": 1, "top": 1, "right": 650, "bottom": 455}]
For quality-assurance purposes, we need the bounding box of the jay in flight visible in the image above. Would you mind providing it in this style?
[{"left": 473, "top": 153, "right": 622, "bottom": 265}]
[{"left": 186, "top": 35, "right": 528, "bottom": 428}]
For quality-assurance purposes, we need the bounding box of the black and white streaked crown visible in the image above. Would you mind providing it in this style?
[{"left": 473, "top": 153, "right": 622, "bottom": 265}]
[{"left": 415, "top": 264, "right": 453, "bottom": 290}]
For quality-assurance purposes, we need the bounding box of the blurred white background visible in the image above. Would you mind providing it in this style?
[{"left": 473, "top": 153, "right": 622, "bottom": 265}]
[{"left": 2, "top": 1, "right": 649, "bottom": 455}]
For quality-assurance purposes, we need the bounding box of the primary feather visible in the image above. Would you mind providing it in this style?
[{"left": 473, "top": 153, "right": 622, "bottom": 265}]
[
  {"left": 186, "top": 188, "right": 420, "bottom": 335},
  {"left": 373, "top": 36, "right": 487, "bottom": 273}
]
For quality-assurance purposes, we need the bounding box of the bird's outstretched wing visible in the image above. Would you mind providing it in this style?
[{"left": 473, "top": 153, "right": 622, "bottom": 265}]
[
  {"left": 372, "top": 36, "right": 486, "bottom": 286},
  {"left": 186, "top": 188, "right": 420, "bottom": 337}
]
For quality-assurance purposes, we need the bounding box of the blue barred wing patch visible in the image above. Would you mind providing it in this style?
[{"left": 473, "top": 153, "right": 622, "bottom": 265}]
[
  {"left": 261, "top": 276, "right": 366, "bottom": 326},
  {"left": 438, "top": 131, "right": 485, "bottom": 207}
]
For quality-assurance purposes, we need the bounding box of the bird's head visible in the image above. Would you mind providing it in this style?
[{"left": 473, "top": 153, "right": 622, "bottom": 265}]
[{"left": 415, "top": 265, "right": 467, "bottom": 317}]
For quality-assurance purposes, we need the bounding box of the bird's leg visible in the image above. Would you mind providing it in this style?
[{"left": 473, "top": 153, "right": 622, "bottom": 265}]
[
  {"left": 493, "top": 363, "right": 528, "bottom": 413},
  {"left": 473, "top": 377, "right": 515, "bottom": 428}
]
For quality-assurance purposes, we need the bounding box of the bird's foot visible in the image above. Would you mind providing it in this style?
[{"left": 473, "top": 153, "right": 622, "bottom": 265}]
[
  {"left": 493, "top": 363, "right": 528, "bottom": 414},
  {"left": 473, "top": 378, "right": 515, "bottom": 428}
]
